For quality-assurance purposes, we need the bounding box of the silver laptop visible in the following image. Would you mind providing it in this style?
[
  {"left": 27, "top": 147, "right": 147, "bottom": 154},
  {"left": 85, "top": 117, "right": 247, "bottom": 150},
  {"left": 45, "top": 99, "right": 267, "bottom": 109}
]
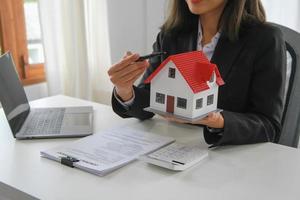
[{"left": 0, "top": 52, "right": 93, "bottom": 139}]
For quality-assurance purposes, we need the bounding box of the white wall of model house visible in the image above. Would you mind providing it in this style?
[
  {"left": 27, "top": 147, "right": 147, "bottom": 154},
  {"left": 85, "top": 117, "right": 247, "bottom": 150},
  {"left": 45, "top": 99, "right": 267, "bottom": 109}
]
[
  {"left": 150, "top": 62, "right": 219, "bottom": 119},
  {"left": 192, "top": 77, "right": 218, "bottom": 118},
  {"left": 150, "top": 61, "right": 194, "bottom": 118}
]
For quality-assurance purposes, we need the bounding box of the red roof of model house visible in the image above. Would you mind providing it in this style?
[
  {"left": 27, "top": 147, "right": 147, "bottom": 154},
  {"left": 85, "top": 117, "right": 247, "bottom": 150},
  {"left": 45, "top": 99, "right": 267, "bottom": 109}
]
[{"left": 144, "top": 51, "right": 225, "bottom": 93}]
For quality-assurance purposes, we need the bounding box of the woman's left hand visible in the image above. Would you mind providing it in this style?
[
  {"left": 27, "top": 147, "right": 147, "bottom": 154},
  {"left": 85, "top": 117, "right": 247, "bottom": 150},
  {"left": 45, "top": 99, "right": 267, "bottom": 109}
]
[{"left": 160, "top": 112, "right": 224, "bottom": 129}]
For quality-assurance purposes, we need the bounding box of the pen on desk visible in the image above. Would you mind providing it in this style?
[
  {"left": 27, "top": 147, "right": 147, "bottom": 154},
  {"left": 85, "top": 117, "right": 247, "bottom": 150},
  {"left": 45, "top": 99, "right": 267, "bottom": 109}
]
[{"left": 136, "top": 52, "right": 167, "bottom": 61}]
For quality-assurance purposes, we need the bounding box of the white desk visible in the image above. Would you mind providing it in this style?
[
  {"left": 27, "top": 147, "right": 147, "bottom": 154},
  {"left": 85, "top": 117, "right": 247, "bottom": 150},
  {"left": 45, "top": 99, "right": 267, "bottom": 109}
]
[{"left": 1, "top": 95, "right": 300, "bottom": 200}]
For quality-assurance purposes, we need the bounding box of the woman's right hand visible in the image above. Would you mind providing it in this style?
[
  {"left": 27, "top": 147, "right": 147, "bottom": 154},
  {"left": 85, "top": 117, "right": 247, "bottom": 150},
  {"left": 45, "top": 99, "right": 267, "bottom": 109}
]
[{"left": 107, "top": 52, "right": 150, "bottom": 102}]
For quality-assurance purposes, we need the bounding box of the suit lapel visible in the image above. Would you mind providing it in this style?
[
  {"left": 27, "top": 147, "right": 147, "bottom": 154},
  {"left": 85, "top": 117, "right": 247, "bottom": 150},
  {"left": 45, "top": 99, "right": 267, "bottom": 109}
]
[
  {"left": 211, "top": 34, "right": 246, "bottom": 80},
  {"left": 174, "top": 29, "right": 198, "bottom": 54}
]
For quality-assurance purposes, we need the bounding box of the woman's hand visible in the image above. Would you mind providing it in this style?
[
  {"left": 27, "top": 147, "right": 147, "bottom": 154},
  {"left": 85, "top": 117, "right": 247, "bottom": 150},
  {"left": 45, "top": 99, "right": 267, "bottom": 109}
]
[
  {"left": 107, "top": 52, "right": 149, "bottom": 101},
  {"left": 160, "top": 112, "right": 224, "bottom": 129}
]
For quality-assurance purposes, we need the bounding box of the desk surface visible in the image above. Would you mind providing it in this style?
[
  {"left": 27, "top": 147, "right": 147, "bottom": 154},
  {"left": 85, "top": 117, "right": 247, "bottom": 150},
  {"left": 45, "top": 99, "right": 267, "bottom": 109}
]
[{"left": 1, "top": 95, "right": 300, "bottom": 200}]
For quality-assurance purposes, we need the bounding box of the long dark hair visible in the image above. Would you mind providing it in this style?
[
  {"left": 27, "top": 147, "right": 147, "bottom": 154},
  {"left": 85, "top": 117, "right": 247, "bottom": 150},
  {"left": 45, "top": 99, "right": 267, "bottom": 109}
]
[{"left": 161, "top": 0, "right": 266, "bottom": 41}]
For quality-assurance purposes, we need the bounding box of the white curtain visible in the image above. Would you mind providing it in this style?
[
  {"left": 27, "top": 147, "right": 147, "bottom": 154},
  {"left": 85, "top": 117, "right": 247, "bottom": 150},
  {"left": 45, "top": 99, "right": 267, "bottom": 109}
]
[
  {"left": 261, "top": 0, "right": 300, "bottom": 32},
  {"left": 39, "top": 0, "right": 112, "bottom": 104}
]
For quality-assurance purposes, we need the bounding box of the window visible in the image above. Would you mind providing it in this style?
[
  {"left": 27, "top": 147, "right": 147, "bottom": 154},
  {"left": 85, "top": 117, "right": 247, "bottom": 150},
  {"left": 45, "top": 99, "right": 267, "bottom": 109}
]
[
  {"left": 156, "top": 93, "right": 165, "bottom": 104},
  {"left": 207, "top": 94, "right": 214, "bottom": 105},
  {"left": 196, "top": 98, "right": 203, "bottom": 109},
  {"left": 24, "top": 0, "right": 45, "bottom": 64},
  {"left": 168, "top": 68, "right": 176, "bottom": 78},
  {"left": 209, "top": 73, "right": 214, "bottom": 83},
  {"left": 177, "top": 97, "right": 187, "bottom": 109},
  {"left": 0, "top": 0, "right": 45, "bottom": 85}
]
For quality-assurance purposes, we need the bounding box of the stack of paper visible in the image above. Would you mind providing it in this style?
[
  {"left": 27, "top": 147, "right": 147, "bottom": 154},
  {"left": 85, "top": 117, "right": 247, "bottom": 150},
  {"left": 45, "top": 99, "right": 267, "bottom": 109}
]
[
  {"left": 41, "top": 127, "right": 175, "bottom": 176},
  {"left": 139, "top": 142, "right": 209, "bottom": 171}
]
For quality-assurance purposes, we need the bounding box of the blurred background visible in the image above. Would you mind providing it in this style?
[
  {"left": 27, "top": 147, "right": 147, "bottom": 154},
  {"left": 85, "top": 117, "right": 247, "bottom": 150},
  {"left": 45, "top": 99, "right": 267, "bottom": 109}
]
[{"left": 0, "top": 0, "right": 299, "bottom": 105}]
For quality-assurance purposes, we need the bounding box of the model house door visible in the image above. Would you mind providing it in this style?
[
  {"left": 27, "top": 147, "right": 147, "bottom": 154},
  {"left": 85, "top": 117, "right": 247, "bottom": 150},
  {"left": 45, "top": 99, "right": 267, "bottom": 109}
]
[{"left": 166, "top": 95, "right": 174, "bottom": 113}]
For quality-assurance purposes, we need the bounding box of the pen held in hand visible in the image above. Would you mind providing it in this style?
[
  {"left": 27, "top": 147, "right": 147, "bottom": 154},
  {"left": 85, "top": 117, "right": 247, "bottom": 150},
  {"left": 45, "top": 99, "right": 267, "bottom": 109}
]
[{"left": 136, "top": 52, "right": 167, "bottom": 62}]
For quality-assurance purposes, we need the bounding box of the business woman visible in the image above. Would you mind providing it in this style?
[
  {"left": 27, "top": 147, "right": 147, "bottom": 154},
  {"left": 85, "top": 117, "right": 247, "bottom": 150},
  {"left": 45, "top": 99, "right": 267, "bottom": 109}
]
[{"left": 108, "top": 0, "right": 286, "bottom": 146}]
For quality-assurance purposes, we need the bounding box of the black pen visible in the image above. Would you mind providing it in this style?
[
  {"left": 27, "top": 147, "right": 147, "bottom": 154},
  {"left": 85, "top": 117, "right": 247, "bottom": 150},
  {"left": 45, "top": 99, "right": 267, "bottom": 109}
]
[{"left": 136, "top": 52, "right": 167, "bottom": 61}]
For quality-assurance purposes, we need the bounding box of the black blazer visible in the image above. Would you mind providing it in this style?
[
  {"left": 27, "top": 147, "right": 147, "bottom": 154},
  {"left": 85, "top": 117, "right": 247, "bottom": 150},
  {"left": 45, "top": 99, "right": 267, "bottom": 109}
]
[{"left": 112, "top": 22, "right": 286, "bottom": 146}]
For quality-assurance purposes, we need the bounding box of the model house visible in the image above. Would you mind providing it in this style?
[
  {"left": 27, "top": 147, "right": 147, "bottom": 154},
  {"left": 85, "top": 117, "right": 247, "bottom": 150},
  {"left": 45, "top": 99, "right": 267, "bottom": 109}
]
[{"left": 144, "top": 51, "right": 225, "bottom": 120}]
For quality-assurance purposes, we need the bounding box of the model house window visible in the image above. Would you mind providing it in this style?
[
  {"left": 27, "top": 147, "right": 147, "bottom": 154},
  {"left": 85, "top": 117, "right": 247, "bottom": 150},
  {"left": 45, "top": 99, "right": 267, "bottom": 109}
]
[
  {"left": 207, "top": 94, "right": 214, "bottom": 105},
  {"left": 177, "top": 97, "right": 187, "bottom": 109},
  {"left": 209, "top": 73, "right": 214, "bottom": 83},
  {"left": 168, "top": 68, "right": 176, "bottom": 78},
  {"left": 156, "top": 93, "right": 165, "bottom": 104},
  {"left": 196, "top": 98, "right": 203, "bottom": 109}
]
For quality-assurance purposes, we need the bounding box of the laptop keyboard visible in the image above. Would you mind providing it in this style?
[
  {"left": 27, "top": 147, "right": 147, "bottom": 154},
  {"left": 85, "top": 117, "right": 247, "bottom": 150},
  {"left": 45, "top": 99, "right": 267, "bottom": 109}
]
[{"left": 22, "top": 108, "right": 66, "bottom": 135}]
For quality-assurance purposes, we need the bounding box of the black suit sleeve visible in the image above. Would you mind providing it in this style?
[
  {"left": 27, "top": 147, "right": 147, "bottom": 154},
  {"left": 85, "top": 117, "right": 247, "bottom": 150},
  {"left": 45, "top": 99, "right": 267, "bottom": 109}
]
[
  {"left": 111, "top": 32, "right": 166, "bottom": 120},
  {"left": 204, "top": 27, "right": 286, "bottom": 146}
]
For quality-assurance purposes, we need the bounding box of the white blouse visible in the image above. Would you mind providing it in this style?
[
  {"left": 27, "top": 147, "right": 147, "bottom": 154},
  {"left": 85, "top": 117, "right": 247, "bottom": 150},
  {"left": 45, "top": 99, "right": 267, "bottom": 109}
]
[{"left": 197, "top": 18, "right": 221, "bottom": 60}]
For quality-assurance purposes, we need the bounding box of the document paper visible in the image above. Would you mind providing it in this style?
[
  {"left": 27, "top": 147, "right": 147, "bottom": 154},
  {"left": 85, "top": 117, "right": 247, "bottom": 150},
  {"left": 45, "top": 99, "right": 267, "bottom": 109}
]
[
  {"left": 140, "top": 142, "right": 208, "bottom": 171},
  {"left": 41, "top": 127, "right": 175, "bottom": 176}
]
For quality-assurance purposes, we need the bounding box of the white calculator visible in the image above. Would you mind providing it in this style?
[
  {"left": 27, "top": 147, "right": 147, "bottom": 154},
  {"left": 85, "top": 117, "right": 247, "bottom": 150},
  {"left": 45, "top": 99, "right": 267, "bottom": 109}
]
[{"left": 139, "top": 142, "right": 209, "bottom": 171}]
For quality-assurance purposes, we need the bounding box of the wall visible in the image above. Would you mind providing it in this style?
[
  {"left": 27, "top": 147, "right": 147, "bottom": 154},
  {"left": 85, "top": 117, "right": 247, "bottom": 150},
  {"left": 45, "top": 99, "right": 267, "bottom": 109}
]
[
  {"left": 145, "top": 0, "right": 168, "bottom": 52},
  {"left": 24, "top": 82, "right": 48, "bottom": 101},
  {"left": 107, "top": 0, "right": 167, "bottom": 64},
  {"left": 106, "top": 0, "right": 145, "bottom": 64},
  {"left": 261, "top": 0, "right": 300, "bottom": 32}
]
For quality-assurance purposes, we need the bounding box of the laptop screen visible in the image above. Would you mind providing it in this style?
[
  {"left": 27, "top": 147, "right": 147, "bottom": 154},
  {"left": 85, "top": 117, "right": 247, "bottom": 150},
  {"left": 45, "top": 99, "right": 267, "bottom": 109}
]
[{"left": 0, "top": 53, "right": 30, "bottom": 135}]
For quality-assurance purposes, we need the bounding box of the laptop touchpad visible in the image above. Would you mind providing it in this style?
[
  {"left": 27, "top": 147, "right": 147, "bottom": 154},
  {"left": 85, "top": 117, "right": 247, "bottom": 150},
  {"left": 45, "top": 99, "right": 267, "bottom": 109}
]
[{"left": 63, "top": 114, "right": 90, "bottom": 126}]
